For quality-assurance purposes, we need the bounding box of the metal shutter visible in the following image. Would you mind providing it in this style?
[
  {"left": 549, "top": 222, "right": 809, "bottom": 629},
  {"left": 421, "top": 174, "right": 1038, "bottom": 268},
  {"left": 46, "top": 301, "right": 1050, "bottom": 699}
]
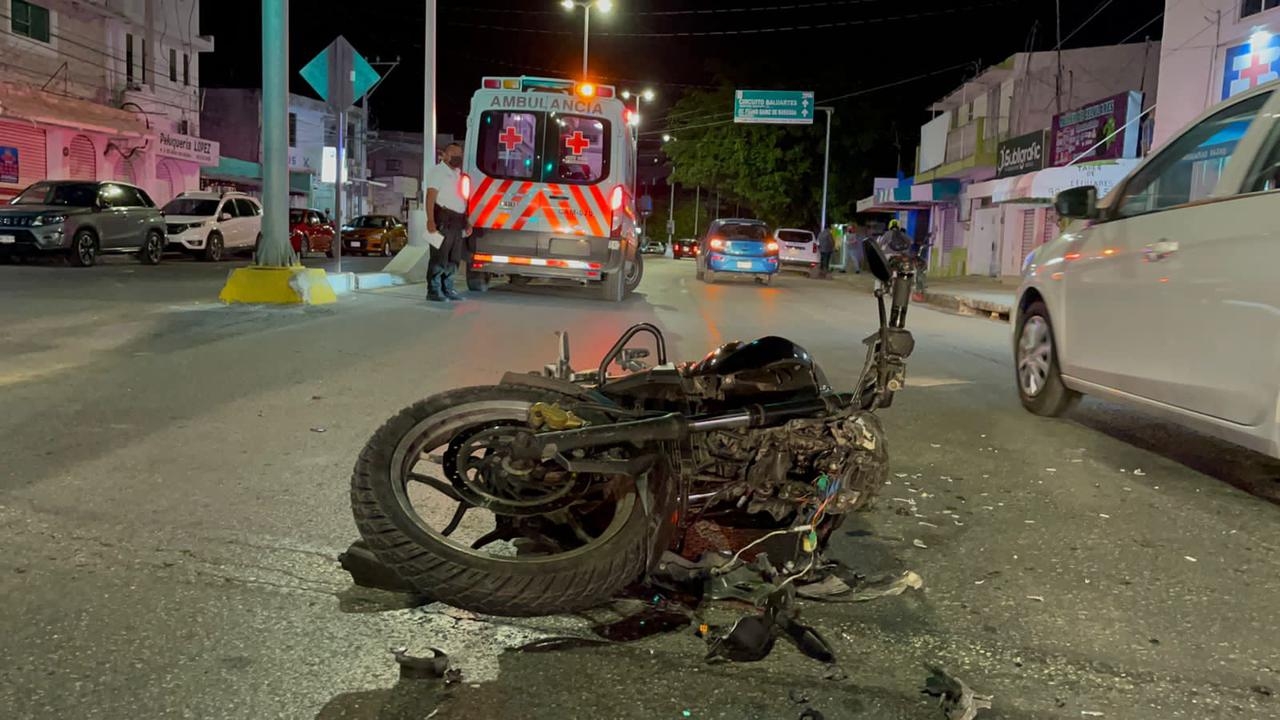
[
  {"left": 155, "top": 159, "right": 174, "bottom": 204},
  {"left": 0, "top": 120, "right": 48, "bottom": 199},
  {"left": 1019, "top": 209, "right": 1038, "bottom": 263},
  {"left": 68, "top": 135, "right": 96, "bottom": 180},
  {"left": 110, "top": 154, "right": 137, "bottom": 184}
]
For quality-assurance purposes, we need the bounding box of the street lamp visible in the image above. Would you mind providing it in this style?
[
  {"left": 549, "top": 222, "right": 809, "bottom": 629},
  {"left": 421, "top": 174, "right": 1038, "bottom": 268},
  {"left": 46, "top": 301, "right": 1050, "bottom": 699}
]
[
  {"left": 662, "top": 134, "right": 677, "bottom": 245},
  {"left": 561, "top": 0, "right": 612, "bottom": 78}
]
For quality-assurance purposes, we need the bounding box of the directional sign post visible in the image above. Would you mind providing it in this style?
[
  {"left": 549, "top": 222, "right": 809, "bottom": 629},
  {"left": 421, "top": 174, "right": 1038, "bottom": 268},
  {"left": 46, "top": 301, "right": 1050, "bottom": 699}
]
[
  {"left": 733, "top": 90, "right": 815, "bottom": 125},
  {"left": 300, "top": 36, "right": 380, "bottom": 273}
]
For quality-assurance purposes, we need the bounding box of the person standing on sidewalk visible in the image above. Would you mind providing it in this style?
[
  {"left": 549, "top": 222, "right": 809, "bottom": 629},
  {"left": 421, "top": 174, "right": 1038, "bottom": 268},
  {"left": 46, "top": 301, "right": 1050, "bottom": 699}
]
[
  {"left": 425, "top": 142, "right": 471, "bottom": 302},
  {"left": 817, "top": 224, "right": 836, "bottom": 277}
]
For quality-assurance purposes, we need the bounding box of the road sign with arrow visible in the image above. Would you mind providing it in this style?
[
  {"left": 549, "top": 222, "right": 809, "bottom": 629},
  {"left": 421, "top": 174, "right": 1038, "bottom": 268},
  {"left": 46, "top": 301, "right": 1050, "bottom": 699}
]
[{"left": 733, "top": 90, "right": 815, "bottom": 125}]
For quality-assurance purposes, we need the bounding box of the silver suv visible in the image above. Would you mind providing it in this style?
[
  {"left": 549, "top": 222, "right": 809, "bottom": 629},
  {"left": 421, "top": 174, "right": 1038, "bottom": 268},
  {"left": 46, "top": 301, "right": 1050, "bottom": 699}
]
[{"left": 0, "top": 180, "right": 167, "bottom": 267}]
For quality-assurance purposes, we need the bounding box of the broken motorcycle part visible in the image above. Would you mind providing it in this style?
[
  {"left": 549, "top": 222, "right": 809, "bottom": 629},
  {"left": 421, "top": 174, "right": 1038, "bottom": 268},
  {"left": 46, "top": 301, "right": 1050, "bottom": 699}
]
[
  {"left": 923, "top": 665, "right": 993, "bottom": 720},
  {"left": 338, "top": 539, "right": 420, "bottom": 594}
]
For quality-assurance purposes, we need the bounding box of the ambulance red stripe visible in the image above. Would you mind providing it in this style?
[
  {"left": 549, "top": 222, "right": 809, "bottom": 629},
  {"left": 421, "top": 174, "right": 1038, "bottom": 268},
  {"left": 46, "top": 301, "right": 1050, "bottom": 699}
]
[
  {"left": 474, "top": 180, "right": 511, "bottom": 228},
  {"left": 568, "top": 185, "right": 603, "bottom": 236},
  {"left": 511, "top": 190, "right": 547, "bottom": 231},
  {"left": 469, "top": 177, "right": 494, "bottom": 214}
]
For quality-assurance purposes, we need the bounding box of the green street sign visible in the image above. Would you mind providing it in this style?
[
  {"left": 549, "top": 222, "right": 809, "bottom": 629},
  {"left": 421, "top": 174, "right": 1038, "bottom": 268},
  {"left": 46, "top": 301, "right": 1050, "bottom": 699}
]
[
  {"left": 300, "top": 36, "right": 380, "bottom": 111},
  {"left": 734, "top": 90, "right": 815, "bottom": 125}
]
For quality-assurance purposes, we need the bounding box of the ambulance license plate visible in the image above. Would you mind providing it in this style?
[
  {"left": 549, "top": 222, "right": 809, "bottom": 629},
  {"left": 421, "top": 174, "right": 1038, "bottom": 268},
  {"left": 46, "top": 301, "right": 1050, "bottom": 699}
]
[
  {"left": 0, "top": 235, "right": 14, "bottom": 244},
  {"left": 737, "top": 261, "right": 753, "bottom": 269}
]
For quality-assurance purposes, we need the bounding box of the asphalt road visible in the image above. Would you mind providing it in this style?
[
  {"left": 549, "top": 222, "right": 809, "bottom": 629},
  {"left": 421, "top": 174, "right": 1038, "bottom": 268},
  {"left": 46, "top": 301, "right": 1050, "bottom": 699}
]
[{"left": 1, "top": 256, "right": 1278, "bottom": 720}]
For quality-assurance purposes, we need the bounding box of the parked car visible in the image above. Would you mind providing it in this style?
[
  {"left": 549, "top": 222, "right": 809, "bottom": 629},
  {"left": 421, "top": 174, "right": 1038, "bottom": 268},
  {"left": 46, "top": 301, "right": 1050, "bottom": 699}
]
[
  {"left": 696, "top": 219, "right": 780, "bottom": 285},
  {"left": 672, "top": 237, "right": 698, "bottom": 260},
  {"left": 1015, "top": 82, "right": 1280, "bottom": 458},
  {"left": 0, "top": 180, "right": 166, "bottom": 267},
  {"left": 163, "top": 191, "right": 262, "bottom": 262},
  {"left": 341, "top": 215, "right": 409, "bottom": 257},
  {"left": 776, "top": 227, "right": 821, "bottom": 277},
  {"left": 291, "top": 208, "right": 335, "bottom": 257}
]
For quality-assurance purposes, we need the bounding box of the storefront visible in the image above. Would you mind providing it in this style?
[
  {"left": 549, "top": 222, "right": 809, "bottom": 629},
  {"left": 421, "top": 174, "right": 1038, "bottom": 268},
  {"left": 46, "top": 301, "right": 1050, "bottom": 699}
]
[
  {"left": 857, "top": 179, "right": 962, "bottom": 275},
  {"left": 200, "top": 156, "right": 315, "bottom": 206}
]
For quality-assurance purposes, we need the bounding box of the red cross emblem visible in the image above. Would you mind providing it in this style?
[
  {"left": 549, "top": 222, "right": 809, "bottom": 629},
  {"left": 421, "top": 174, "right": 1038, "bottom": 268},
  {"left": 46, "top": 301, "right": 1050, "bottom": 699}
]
[
  {"left": 1240, "top": 51, "right": 1274, "bottom": 87},
  {"left": 564, "top": 131, "right": 591, "bottom": 155},
  {"left": 498, "top": 127, "right": 523, "bottom": 152}
]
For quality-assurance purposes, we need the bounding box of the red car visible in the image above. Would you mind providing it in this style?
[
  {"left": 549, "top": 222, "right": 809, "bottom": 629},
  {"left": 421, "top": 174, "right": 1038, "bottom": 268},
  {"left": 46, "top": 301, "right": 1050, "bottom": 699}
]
[
  {"left": 672, "top": 238, "right": 698, "bottom": 260},
  {"left": 290, "top": 208, "right": 336, "bottom": 257}
]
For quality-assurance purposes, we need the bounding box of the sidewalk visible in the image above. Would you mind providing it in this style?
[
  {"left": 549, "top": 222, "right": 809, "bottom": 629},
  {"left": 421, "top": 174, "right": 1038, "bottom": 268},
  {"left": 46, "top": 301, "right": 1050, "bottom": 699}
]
[{"left": 920, "top": 276, "right": 1018, "bottom": 321}]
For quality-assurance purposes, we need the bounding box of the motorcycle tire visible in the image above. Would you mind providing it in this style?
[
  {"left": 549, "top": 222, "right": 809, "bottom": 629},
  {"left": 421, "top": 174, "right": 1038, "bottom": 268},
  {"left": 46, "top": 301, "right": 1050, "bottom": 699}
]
[{"left": 350, "top": 385, "right": 673, "bottom": 617}]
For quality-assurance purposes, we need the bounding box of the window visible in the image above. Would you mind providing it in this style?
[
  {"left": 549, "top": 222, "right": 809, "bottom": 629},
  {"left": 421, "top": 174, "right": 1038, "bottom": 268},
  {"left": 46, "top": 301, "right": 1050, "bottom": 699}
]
[
  {"left": 126, "top": 34, "right": 135, "bottom": 84},
  {"left": 288, "top": 113, "right": 297, "bottom": 148},
  {"left": 476, "top": 110, "right": 612, "bottom": 185},
  {"left": 182, "top": 53, "right": 190, "bottom": 87},
  {"left": 1112, "top": 92, "right": 1271, "bottom": 219},
  {"left": 1245, "top": 120, "right": 1280, "bottom": 193},
  {"left": 134, "top": 187, "right": 156, "bottom": 208},
  {"left": 218, "top": 199, "right": 239, "bottom": 219},
  {"left": 308, "top": 211, "right": 322, "bottom": 226},
  {"left": 234, "top": 198, "right": 260, "bottom": 217},
  {"left": 141, "top": 36, "right": 147, "bottom": 83},
  {"left": 14, "top": 182, "right": 96, "bottom": 207},
  {"left": 165, "top": 198, "right": 220, "bottom": 216},
  {"left": 169, "top": 48, "right": 177, "bottom": 83},
  {"left": 12, "top": 1, "right": 50, "bottom": 43},
  {"left": 385, "top": 158, "right": 402, "bottom": 174},
  {"left": 1242, "top": 0, "right": 1280, "bottom": 18},
  {"left": 101, "top": 184, "right": 145, "bottom": 208}
]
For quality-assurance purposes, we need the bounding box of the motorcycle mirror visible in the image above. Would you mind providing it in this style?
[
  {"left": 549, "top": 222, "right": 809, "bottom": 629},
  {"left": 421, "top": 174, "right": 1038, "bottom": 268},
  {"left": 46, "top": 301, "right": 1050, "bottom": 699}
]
[{"left": 863, "top": 238, "right": 892, "bottom": 283}]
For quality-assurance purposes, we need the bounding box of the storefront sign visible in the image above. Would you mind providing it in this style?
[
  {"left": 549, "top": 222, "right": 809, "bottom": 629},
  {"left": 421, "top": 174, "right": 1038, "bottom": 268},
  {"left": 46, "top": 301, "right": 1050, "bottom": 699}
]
[
  {"left": 156, "top": 131, "right": 219, "bottom": 166},
  {"left": 0, "top": 146, "right": 18, "bottom": 183},
  {"left": 967, "top": 160, "right": 1141, "bottom": 204},
  {"left": 1049, "top": 91, "right": 1143, "bottom": 167},
  {"left": 1223, "top": 32, "right": 1280, "bottom": 100},
  {"left": 996, "top": 130, "right": 1047, "bottom": 178}
]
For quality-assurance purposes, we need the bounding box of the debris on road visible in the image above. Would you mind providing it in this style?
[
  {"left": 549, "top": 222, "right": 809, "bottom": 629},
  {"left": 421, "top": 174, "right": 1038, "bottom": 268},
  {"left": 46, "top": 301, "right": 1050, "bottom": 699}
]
[
  {"left": 923, "top": 665, "right": 993, "bottom": 720},
  {"left": 391, "top": 647, "right": 460, "bottom": 683},
  {"left": 1026, "top": 595, "right": 1045, "bottom": 602},
  {"left": 338, "top": 539, "right": 420, "bottom": 594},
  {"left": 1133, "top": 469, "right": 1147, "bottom": 476},
  {"left": 1080, "top": 712, "right": 1105, "bottom": 717},
  {"left": 1184, "top": 556, "right": 1198, "bottom": 563},
  {"left": 914, "top": 539, "right": 929, "bottom": 549},
  {"left": 310, "top": 426, "right": 327, "bottom": 433}
]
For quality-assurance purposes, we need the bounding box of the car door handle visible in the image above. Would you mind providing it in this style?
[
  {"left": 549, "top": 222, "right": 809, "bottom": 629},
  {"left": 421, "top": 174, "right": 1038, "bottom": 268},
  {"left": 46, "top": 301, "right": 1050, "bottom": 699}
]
[{"left": 1144, "top": 239, "right": 1178, "bottom": 261}]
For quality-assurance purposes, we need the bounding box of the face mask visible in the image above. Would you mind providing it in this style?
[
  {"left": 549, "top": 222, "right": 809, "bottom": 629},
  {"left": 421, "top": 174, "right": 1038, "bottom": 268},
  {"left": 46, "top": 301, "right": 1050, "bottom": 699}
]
[{"left": 447, "top": 156, "right": 462, "bottom": 169}]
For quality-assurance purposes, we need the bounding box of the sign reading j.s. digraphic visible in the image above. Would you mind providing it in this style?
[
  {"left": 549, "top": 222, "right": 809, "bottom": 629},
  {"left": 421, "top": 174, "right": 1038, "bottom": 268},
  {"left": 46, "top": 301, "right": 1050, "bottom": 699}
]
[{"left": 996, "top": 130, "right": 1047, "bottom": 178}]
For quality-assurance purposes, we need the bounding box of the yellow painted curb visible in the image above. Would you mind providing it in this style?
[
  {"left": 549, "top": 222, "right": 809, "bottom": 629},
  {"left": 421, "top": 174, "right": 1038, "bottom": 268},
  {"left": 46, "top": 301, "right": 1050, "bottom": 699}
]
[{"left": 219, "top": 266, "right": 338, "bottom": 305}]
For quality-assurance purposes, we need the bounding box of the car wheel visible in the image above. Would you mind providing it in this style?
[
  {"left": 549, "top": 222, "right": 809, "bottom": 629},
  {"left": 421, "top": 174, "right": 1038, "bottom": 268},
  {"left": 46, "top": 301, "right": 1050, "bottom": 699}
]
[
  {"left": 466, "top": 270, "right": 491, "bottom": 293},
  {"left": 624, "top": 251, "right": 644, "bottom": 294},
  {"left": 695, "top": 264, "right": 704, "bottom": 280},
  {"left": 202, "top": 232, "right": 224, "bottom": 262},
  {"left": 703, "top": 269, "right": 716, "bottom": 284},
  {"left": 757, "top": 274, "right": 773, "bottom": 286},
  {"left": 325, "top": 241, "right": 334, "bottom": 259},
  {"left": 1016, "top": 301, "right": 1081, "bottom": 416},
  {"left": 382, "top": 241, "right": 393, "bottom": 257},
  {"left": 67, "top": 229, "right": 97, "bottom": 267},
  {"left": 138, "top": 230, "right": 165, "bottom": 265}
]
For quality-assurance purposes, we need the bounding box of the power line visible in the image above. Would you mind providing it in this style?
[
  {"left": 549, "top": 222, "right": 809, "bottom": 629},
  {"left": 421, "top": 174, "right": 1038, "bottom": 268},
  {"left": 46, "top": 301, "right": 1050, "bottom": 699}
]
[
  {"left": 1055, "top": 0, "right": 1115, "bottom": 49},
  {"left": 1119, "top": 12, "right": 1164, "bottom": 44},
  {"left": 448, "top": 0, "right": 898, "bottom": 15},
  {"left": 643, "top": 61, "right": 973, "bottom": 136},
  {"left": 449, "top": 0, "right": 1016, "bottom": 38}
]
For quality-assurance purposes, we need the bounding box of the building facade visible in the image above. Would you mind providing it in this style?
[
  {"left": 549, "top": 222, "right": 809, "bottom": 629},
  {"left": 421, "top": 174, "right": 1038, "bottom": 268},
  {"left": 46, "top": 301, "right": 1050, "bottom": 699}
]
[
  {"left": 862, "top": 42, "right": 1161, "bottom": 279},
  {"left": 1155, "top": 0, "right": 1280, "bottom": 147},
  {"left": 200, "top": 88, "right": 368, "bottom": 215},
  {"left": 0, "top": 0, "right": 216, "bottom": 204}
]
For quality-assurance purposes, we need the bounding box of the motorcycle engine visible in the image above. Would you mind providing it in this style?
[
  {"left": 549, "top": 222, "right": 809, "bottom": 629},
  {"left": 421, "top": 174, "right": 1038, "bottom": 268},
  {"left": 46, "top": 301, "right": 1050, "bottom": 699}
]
[{"left": 692, "top": 412, "right": 889, "bottom": 521}]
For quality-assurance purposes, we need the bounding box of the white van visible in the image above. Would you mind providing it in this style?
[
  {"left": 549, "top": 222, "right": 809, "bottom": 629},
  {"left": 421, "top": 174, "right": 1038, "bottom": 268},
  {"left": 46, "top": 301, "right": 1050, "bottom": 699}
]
[
  {"left": 775, "top": 227, "right": 821, "bottom": 278},
  {"left": 463, "top": 77, "right": 641, "bottom": 301}
]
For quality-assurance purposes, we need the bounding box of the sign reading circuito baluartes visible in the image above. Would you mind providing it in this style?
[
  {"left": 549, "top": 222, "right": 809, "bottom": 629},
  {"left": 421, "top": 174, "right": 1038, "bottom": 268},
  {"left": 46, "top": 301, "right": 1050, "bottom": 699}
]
[
  {"left": 996, "top": 130, "right": 1047, "bottom": 178},
  {"left": 155, "top": 131, "right": 219, "bottom": 166}
]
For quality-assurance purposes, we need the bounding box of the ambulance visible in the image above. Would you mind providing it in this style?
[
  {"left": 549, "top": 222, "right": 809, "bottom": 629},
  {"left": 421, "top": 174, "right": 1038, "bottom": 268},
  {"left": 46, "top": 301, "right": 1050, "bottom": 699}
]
[{"left": 463, "top": 77, "right": 641, "bottom": 302}]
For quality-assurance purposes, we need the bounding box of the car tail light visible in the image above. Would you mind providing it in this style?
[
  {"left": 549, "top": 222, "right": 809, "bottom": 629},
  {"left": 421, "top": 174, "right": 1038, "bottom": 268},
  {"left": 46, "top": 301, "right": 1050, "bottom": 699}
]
[
  {"left": 610, "top": 184, "right": 626, "bottom": 211},
  {"left": 766, "top": 241, "right": 780, "bottom": 253},
  {"left": 459, "top": 173, "right": 473, "bottom": 201},
  {"left": 709, "top": 237, "right": 725, "bottom": 250},
  {"left": 811, "top": 242, "right": 818, "bottom": 253}
]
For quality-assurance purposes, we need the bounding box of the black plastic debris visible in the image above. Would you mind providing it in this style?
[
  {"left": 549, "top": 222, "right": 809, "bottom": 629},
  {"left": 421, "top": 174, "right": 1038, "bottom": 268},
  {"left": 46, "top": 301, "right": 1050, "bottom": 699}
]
[
  {"left": 923, "top": 665, "right": 993, "bottom": 720},
  {"left": 798, "top": 709, "right": 826, "bottom": 720},
  {"left": 705, "top": 589, "right": 837, "bottom": 665},
  {"left": 339, "top": 540, "right": 419, "bottom": 594},
  {"left": 392, "top": 647, "right": 459, "bottom": 684},
  {"left": 706, "top": 615, "right": 776, "bottom": 662},
  {"left": 788, "top": 689, "right": 811, "bottom": 705}
]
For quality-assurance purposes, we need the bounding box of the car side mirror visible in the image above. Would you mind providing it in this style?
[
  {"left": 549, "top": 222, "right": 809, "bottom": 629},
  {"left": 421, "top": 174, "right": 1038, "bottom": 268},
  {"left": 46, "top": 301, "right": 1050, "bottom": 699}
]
[
  {"left": 1054, "top": 186, "right": 1099, "bottom": 220},
  {"left": 219, "top": 212, "right": 233, "bottom": 222}
]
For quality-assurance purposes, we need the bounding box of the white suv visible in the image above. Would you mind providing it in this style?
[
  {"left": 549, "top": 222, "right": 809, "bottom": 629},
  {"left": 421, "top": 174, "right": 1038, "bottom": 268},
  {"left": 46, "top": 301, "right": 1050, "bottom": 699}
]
[
  {"left": 776, "top": 228, "right": 821, "bottom": 277},
  {"left": 162, "top": 191, "right": 262, "bottom": 262}
]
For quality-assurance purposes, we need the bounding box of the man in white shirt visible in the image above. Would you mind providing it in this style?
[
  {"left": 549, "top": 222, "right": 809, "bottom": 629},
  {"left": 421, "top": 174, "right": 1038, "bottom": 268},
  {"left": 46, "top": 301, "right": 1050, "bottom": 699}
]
[{"left": 425, "top": 142, "right": 471, "bottom": 302}]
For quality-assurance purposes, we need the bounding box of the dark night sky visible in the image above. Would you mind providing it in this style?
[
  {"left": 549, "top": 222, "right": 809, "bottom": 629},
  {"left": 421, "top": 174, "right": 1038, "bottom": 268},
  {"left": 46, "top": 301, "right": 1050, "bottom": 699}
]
[{"left": 201, "top": 0, "right": 1165, "bottom": 142}]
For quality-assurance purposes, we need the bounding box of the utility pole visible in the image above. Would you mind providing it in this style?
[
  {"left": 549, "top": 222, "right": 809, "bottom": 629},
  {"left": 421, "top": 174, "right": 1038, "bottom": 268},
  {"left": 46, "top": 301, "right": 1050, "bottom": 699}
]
[
  {"left": 334, "top": 111, "right": 346, "bottom": 272},
  {"left": 818, "top": 106, "right": 834, "bottom": 230},
  {"left": 408, "top": 0, "right": 436, "bottom": 249},
  {"left": 257, "top": 0, "right": 293, "bottom": 266},
  {"left": 693, "top": 185, "right": 700, "bottom": 236},
  {"left": 667, "top": 171, "right": 675, "bottom": 245},
  {"left": 1055, "top": 0, "right": 1063, "bottom": 115}
]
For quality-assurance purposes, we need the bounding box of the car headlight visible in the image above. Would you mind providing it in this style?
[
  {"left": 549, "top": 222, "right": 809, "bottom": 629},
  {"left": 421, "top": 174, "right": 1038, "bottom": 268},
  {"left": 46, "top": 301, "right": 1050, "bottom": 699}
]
[{"left": 32, "top": 214, "right": 67, "bottom": 227}]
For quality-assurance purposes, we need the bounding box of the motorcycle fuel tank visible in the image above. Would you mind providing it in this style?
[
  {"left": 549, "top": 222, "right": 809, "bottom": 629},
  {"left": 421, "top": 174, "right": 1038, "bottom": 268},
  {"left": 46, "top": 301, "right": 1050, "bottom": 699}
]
[{"left": 686, "top": 336, "right": 831, "bottom": 400}]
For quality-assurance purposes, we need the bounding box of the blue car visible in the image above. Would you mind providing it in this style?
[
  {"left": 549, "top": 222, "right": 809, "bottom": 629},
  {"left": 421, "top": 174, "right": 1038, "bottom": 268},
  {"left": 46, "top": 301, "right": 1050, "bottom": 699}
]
[{"left": 696, "top": 219, "right": 780, "bottom": 285}]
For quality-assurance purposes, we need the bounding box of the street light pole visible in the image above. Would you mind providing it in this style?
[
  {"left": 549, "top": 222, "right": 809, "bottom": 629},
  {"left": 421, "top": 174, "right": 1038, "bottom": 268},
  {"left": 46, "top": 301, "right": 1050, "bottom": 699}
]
[
  {"left": 818, "top": 106, "right": 834, "bottom": 230},
  {"left": 563, "top": 0, "right": 611, "bottom": 78},
  {"left": 668, "top": 169, "right": 675, "bottom": 245},
  {"left": 258, "top": 0, "right": 292, "bottom": 267}
]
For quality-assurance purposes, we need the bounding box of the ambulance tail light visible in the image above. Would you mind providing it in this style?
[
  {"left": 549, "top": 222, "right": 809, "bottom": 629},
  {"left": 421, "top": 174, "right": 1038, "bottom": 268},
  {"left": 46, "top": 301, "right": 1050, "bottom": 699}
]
[
  {"left": 595, "top": 85, "right": 614, "bottom": 98},
  {"left": 483, "top": 79, "right": 501, "bottom": 89},
  {"left": 459, "top": 173, "right": 473, "bottom": 201},
  {"left": 609, "top": 184, "right": 626, "bottom": 211}
]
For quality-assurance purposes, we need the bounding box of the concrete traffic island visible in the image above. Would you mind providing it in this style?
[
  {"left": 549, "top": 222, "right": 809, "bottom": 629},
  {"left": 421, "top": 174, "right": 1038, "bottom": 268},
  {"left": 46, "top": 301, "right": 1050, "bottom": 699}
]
[{"left": 218, "top": 265, "right": 339, "bottom": 305}]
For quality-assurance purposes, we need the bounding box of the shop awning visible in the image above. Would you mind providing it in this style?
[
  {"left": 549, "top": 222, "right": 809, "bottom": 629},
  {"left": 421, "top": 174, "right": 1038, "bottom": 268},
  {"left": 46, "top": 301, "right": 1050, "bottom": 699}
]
[
  {"left": 0, "top": 81, "right": 149, "bottom": 138},
  {"left": 201, "top": 156, "right": 313, "bottom": 195},
  {"left": 965, "top": 160, "right": 1140, "bottom": 204},
  {"left": 857, "top": 179, "right": 961, "bottom": 213}
]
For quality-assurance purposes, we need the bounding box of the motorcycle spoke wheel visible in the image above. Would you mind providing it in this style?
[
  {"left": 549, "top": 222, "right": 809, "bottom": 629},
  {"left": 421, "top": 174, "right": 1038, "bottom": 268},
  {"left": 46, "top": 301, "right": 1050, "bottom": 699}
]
[{"left": 440, "top": 503, "right": 468, "bottom": 537}]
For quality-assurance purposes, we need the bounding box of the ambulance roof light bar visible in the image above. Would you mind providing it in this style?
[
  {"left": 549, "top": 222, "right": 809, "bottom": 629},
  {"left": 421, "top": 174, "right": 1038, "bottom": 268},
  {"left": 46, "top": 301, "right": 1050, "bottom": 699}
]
[{"left": 481, "top": 76, "right": 616, "bottom": 98}]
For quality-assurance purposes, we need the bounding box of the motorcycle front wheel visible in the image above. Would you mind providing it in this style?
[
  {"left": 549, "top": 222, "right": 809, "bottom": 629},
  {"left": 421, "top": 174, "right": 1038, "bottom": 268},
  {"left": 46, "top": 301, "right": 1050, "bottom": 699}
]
[{"left": 351, "top": 385, "right": 672, "bottom": 616}]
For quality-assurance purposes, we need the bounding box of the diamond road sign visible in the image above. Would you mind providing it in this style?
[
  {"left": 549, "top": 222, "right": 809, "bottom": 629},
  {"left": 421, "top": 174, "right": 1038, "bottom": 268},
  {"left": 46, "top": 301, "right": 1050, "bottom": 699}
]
[
  {"left": 734, "top": 90, "right": 815, "bottom": 125},
  {"left": 300, "top": 36, "right": 380, "bottom": 111}
]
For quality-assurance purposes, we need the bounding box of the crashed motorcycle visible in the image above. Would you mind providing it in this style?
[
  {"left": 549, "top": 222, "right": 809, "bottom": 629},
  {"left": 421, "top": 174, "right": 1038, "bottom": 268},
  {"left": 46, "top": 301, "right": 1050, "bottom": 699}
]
[{"left": 350, "top": 239, "right": 918, "bottom": 616}]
